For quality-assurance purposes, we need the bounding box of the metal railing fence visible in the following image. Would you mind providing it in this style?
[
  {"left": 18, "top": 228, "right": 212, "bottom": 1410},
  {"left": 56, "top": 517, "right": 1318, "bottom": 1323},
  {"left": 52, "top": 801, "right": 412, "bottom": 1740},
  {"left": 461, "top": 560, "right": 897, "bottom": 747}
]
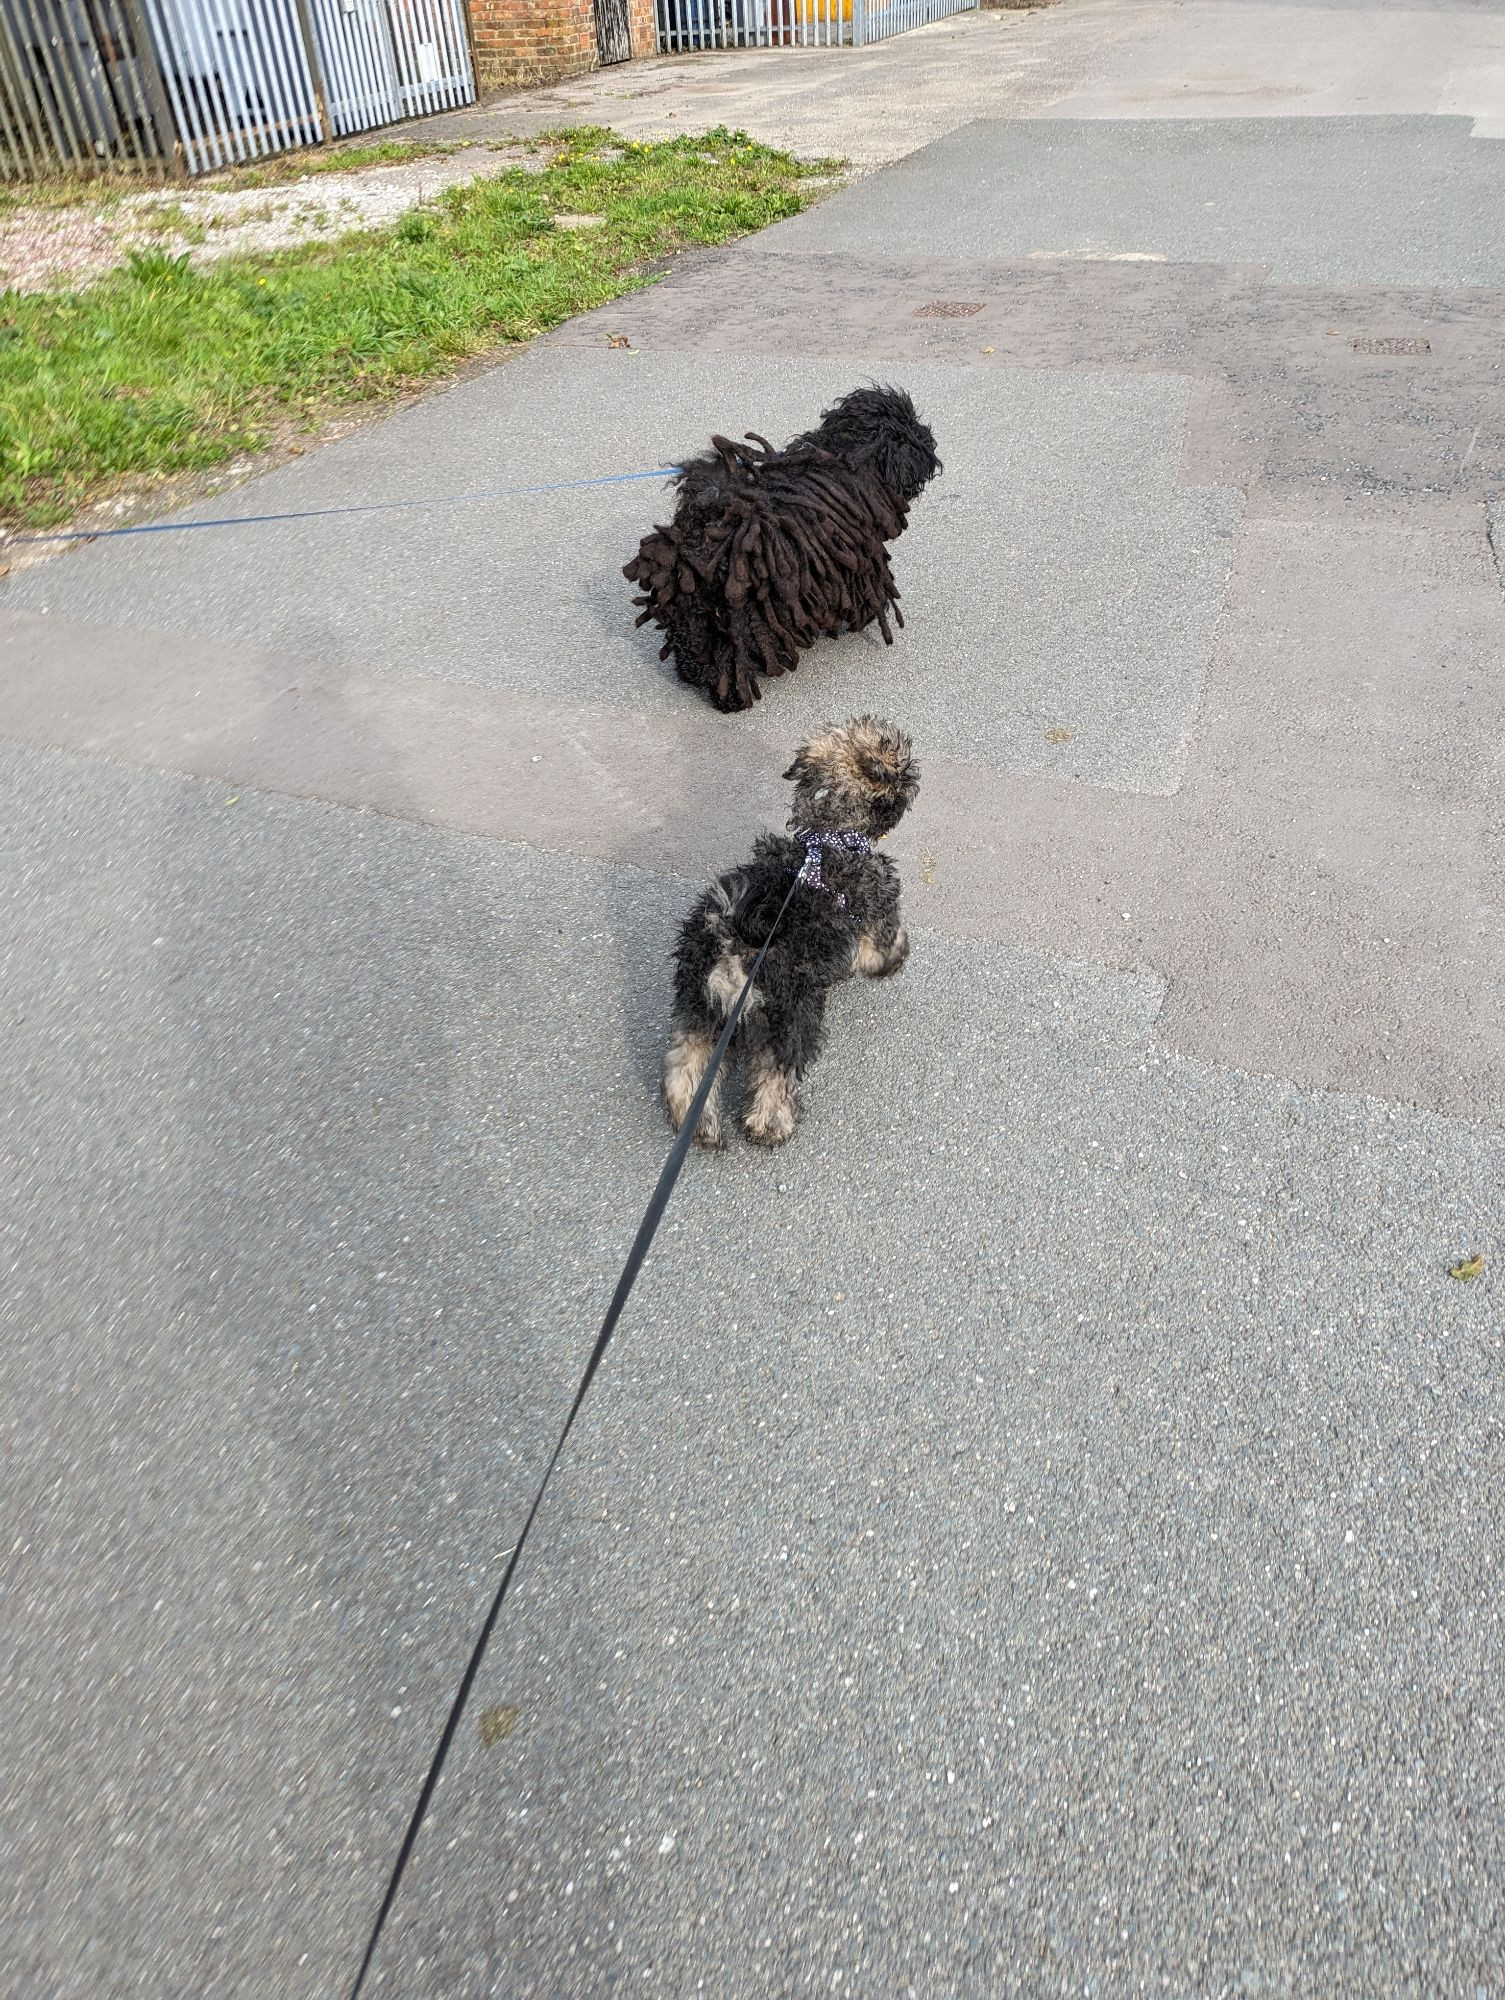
[
  {"left": 653, "top": 0, "right": 975, "bottom": 52},
  {"left": 0, "top": 0, "right": 475, "bottom": 182}
]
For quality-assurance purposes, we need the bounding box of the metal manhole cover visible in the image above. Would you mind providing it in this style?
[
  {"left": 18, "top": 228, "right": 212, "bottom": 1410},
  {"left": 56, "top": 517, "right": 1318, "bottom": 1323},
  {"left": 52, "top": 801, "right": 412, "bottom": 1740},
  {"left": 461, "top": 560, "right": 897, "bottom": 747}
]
[
  {"left": 914, "top": 301, "right": 985, "bottom": 319},
  {"left": 1351, "top": 335, "right": 1431, "bottom": 356}
]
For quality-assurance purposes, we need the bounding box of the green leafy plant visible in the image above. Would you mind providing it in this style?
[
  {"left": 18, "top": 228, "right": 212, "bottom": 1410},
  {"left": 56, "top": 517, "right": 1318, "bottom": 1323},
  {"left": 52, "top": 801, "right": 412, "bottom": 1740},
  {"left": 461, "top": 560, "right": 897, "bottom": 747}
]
[{"left": 123, "top": 245, "right": 194, "bottom": 290}]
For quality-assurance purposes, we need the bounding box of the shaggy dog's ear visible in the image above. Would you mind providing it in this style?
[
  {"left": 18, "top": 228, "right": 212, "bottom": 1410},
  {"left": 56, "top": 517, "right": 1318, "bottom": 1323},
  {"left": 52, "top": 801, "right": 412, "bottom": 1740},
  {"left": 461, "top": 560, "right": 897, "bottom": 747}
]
[{"left": 874, "top": 414, "right": 941, "bottom": 506}]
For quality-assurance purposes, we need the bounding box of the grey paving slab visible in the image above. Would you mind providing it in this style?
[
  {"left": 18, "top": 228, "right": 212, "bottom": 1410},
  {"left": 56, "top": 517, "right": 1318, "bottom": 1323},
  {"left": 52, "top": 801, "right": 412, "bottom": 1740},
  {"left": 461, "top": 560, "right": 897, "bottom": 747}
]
[
  {"left": 762, "top": 116, "right": 1505, "bottom": 286},
  {"left": 4, "top": 745, "right": 1500, "bottom": 2000},
  {"left": 8, "top": 350, "right": 1240, "bottom": 796},
  {"left": 0, "top": 746, "right": 701, "bottom": 1999},
  {"left": 390, "top": 0, "right": 1155, "bottom": 172},
  {"left": 390, "top": 0, "right": 1505, "bottom": 170},
  {"left": 1051, "top": 0, "right": 1505, "bottom": 124},
  {"left": 377, "top": 939, "right": 1502, "bottom": 1996},
  {"left": 544, "top": 248, "right": 1505, "bottom": 514},
  {"left": 7, "top": 516, "right": 1503, "bottom": 1127}
]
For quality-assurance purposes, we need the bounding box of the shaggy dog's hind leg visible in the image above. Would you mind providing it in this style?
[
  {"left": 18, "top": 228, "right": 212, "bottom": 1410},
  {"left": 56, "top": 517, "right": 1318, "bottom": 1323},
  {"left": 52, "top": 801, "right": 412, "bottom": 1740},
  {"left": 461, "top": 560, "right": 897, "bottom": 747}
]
[
  {"left": 854, "top": 925, "right": 909, "bottom": 978},
  {"left": 664, "top": 1023, "right": 726, "bottom": 1149},
  {"left": 664, "top": 925, "right": 762, "bottom": 1148},
  {"left": 742, "top": 1044, "right": 798, "bottom": 1148},
  {"left": 739, "top": 994, "right": 825, "bottom": 1148},
  {"left": 854, "top": 868, "right": 909, "bottom": 978}
]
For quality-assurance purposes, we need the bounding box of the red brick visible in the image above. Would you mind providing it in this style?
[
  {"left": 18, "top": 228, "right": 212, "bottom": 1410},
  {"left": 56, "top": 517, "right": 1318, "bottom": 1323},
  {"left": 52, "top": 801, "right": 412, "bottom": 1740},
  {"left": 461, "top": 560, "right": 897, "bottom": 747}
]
[{"left": 466, "top": 0, "right": 655, "bottom": 89}]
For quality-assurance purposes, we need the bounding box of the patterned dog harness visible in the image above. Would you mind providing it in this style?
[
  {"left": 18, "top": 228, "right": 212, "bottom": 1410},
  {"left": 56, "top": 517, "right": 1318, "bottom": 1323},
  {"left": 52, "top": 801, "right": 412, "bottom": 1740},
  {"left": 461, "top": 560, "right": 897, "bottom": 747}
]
[{"left": 793, "top": 827, "right": 872, "bottom": 910}]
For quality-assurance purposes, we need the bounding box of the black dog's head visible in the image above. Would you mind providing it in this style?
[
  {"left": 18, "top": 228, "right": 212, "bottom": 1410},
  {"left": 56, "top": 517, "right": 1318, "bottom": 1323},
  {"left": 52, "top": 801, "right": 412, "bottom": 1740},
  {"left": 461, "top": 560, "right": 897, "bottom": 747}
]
[
  {"left": 784, "top": 716, "right": 920, "bottom": 840},
  {"left": 806, "top": 385, "right": 941, "bottom": 504}
]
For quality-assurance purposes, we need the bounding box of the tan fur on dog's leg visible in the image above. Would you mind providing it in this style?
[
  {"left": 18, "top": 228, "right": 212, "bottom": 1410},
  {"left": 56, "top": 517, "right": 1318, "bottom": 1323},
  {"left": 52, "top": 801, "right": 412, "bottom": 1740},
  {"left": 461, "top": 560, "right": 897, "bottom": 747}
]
[
  {"left": 664, "top": 1027, "right": 725, "bottom": 1149},
  {"left": 854, "top": 926, "right": 909, "bottom": 978},
  {"left": 743, "top": 1054, "right": 798, "bottom": 1147},
  {"left": 706, "top": 951, "right": 761, "bottom": 1018}
]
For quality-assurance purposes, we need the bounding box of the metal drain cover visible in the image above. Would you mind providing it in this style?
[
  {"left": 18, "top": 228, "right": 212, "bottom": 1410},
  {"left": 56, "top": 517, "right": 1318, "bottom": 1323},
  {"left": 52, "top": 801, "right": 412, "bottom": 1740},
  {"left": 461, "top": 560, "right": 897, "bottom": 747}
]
[
  {"left": 1351, "top": 335, "right": 1431, "bottom": 356},
  {"left": 914, "top": 301, "right": 985, "bottom": 319}
]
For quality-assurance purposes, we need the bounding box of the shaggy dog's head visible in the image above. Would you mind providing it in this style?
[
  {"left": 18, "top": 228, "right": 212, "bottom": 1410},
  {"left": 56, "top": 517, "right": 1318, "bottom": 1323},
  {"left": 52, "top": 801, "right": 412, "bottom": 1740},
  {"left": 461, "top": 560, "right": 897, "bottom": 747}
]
[
  {"left": 805, "top": 385, "right": 941, "bottom": 504},
  {"left": 784, "top": 716, "right": 920, "bottom": 840}
]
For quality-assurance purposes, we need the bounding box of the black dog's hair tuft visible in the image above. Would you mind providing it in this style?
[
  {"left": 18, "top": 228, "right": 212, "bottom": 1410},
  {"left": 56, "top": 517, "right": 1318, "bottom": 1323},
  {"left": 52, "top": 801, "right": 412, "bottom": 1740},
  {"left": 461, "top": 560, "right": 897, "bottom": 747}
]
[{"left": 624, "top": 385, "right": 941, "bottom": 714}]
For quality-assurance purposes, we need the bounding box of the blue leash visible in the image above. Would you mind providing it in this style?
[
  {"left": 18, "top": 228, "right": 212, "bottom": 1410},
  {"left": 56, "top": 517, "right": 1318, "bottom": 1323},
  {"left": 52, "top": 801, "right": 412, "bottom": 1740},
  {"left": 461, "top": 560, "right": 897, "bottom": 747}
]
[{"left": 4, "top": 464, "right": 683, "bottom": 547}]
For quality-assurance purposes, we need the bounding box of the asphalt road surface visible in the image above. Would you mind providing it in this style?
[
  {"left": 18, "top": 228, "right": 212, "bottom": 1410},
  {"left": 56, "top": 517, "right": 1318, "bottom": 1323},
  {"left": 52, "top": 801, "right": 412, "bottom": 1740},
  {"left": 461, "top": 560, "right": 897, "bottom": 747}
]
[{"left": 3, "top": 3, "right": 1503, "bottom": 1995}]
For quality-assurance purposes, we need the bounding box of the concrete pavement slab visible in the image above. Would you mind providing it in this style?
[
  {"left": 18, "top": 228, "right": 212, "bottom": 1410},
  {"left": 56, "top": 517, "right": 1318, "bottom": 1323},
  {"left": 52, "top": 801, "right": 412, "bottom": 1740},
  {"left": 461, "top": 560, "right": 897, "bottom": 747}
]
[
  {"left": 7, "top": 524, "right": 1502, "bottom": 1127},
  {"left": 394, "top": 0, "right": 1156, "bottom": 171},
  {"left": 763, "top": 116, "right": 1505, "bottom": 286},
  {"left": 394, "top": 0, "right": 1505, "bottom": 172},
  {"left": 4, "top": 746, "right": 1500, "bottom": 2000},
  {"left": 0, "top": 745, "right": 694, "bottom": 1997},
  {"left": 7, "top": 350, "right": 1242, "bottom": 795},
  {"left": 371, "top": 897, "right": 1501, "bottom": 2000},
  {"left": 7, "top": 23, "right": 1505, "bottom": 1997},
  {"left": 1050, "top": 0, "right": 1505, "bottom": 126}
]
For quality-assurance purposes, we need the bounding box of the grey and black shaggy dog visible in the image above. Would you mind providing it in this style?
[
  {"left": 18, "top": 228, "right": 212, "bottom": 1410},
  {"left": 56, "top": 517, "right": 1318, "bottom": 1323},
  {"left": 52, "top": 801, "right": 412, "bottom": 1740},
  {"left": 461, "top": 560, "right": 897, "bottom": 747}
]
[
  {"left": 624, "top": 386, "right": 941, "bottom": 714},
  {"left": 664, "top": 717, "right": 920, "bottom": 1149}
]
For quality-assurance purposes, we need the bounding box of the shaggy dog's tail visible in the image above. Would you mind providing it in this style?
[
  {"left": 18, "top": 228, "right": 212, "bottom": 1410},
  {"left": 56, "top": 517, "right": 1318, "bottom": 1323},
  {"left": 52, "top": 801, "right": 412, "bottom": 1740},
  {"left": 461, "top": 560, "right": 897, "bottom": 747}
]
[{"left": 696, "top": 875, "right": 773, "bottom": 1023}]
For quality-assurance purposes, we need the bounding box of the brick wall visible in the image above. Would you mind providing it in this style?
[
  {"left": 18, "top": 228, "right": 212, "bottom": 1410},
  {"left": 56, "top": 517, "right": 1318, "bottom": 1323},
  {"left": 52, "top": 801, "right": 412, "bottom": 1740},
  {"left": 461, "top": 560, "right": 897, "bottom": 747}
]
[
  {"left": 628, "top": 0, "right": 657, "bottom": 66},
  {"left": 467, "top": 0, "right": 658, "bottom": 90}
]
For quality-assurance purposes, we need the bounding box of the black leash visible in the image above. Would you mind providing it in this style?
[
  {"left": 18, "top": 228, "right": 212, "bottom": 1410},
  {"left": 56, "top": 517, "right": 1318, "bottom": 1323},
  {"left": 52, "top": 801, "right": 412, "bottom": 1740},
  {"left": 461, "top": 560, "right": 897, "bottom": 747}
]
[{"left": 346, "top": 868, "right": 803, "bottom": 1999}]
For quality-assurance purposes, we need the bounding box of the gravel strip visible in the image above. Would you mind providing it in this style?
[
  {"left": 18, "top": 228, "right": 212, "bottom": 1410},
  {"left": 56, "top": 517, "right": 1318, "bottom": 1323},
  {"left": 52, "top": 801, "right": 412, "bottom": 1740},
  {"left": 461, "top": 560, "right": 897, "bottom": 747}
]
[{"left": 0, "top": 145, "right": 538, "bottom": 295}]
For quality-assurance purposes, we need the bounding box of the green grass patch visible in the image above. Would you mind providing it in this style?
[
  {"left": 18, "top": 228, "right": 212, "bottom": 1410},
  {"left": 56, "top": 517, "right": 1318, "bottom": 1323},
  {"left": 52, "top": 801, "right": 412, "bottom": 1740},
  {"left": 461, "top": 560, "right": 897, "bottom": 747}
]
[
  {"left": 0, "top": 128, "right": 835, "bottom": 529},
  {"left": 221, "top": 136, "right": 470, "bottom": 190},
  {"left": 0, "top": 138, "right": 468, "bottom": 219},
  {"left": 0, "top": 168, "right": 156, "bottom": 220}
]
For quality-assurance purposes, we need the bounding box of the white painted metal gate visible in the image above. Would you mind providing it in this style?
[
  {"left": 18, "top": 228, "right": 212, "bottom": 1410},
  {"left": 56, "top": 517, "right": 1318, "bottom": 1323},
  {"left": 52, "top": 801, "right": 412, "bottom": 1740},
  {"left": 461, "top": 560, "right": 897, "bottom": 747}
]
[
  {"left": 136, "top": 0, "right": 473, "bottom": 175},
  {"left": 311, "top": 0, "right": 473, "bottom": 137},
  {"left": 655, "top": 0, "right": 974, "bottom": 51},
  {"left": 853, "top": 0, "right": 973, "bottom": 40},
  {"left": 143, "top": 0, "right": 322, "bottom": 173}
]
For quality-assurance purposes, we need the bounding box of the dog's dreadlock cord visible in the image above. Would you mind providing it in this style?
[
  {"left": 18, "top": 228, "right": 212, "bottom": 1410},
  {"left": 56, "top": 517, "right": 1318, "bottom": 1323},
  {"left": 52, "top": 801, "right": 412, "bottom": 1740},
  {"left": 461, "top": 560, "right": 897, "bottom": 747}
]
[{"left": 624, "top": 428, "right": 915, "bottom": 713}]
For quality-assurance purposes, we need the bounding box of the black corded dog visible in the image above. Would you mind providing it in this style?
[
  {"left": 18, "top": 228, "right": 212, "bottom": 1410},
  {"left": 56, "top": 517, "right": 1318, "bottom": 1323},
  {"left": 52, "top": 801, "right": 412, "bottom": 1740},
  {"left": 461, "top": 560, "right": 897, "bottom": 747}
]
[
  {"left": 664, "top": 717, "right": 920, "bottom": 1148},
  {"left": 625, "top": 386, "right": 941, "bottom": 714}
]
